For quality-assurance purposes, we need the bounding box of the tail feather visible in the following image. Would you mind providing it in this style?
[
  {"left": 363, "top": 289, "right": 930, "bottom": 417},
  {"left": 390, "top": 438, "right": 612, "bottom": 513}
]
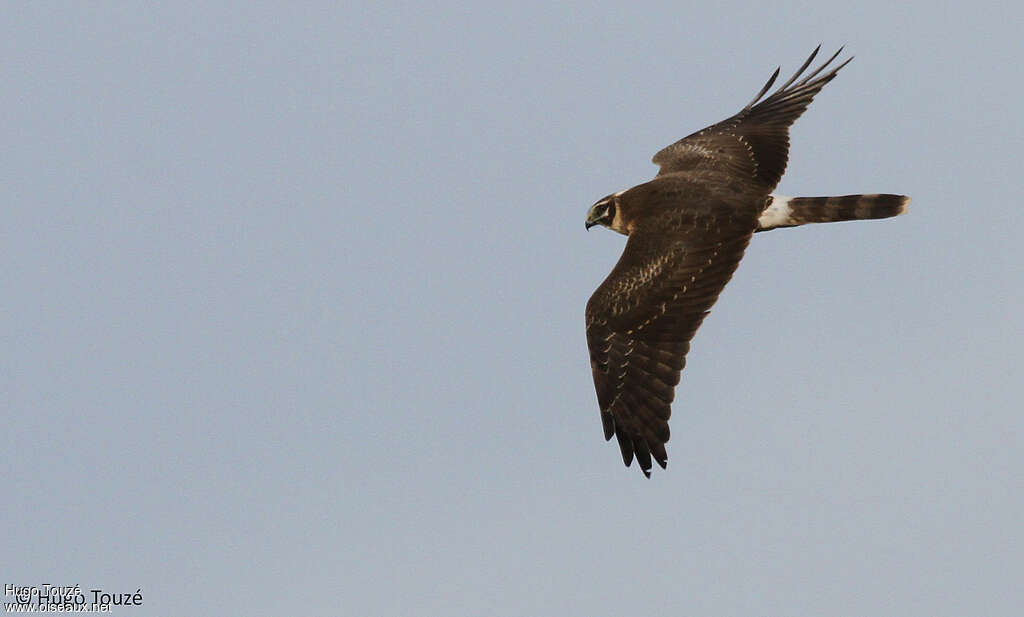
[{"left": 757, "top": 194, "right": 909, "bottom": 231}]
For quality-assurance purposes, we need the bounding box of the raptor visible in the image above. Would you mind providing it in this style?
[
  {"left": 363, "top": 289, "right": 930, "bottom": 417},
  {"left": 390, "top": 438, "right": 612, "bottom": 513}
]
[{"left": 585, "top": 47, "right": 908, "bottom": 477}]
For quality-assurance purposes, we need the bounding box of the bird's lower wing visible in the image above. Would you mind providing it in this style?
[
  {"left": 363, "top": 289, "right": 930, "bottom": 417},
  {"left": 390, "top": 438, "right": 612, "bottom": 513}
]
[{"left": 586, "top": 220, "right": 753, "bottom": 476}]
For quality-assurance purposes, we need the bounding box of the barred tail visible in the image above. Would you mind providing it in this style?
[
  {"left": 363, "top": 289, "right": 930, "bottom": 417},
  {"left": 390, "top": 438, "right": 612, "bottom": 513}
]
[{"left": 757, "top": 193, "right": 910, "bottom": 231}]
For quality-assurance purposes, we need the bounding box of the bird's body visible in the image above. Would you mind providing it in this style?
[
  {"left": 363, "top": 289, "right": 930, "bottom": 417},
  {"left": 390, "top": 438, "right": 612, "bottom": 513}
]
[{"left": 585, "top": 47, "right": 909, "bottom": 477}]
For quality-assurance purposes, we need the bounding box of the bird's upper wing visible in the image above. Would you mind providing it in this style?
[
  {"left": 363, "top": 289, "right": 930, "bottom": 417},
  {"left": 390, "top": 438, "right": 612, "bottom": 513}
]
[
  {"left": 652, "top": 46, "right": 851, "bottom": 191},
  {"left": 585, "top": 192, "right": 756, "bottom": 476}
]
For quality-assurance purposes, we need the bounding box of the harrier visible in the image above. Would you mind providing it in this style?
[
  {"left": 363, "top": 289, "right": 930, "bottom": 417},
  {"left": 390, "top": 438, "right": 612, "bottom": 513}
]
[{"left": 585, "top": 47, "right": 908, "bottom": 477}]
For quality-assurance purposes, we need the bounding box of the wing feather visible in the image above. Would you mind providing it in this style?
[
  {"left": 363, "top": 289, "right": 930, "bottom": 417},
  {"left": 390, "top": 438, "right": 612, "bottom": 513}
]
[{"left": 652, "top": 46, "right": 851, "bottom": 190}]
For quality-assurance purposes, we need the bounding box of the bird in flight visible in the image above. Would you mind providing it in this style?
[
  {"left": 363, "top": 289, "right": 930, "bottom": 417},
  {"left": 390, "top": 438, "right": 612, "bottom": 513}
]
[{"left": 585, "top": 46, "right": 909, "bottom": 477}]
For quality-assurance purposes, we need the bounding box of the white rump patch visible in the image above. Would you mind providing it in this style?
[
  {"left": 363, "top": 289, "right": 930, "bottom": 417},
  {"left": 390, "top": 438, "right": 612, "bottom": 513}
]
[{"left": 758, "top": 194, "right": 793, "bottom": 230}]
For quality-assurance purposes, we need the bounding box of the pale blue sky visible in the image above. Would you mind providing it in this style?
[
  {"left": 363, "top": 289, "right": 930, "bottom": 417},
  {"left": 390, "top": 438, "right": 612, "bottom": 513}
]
[{"left": 4, "top": 2, "right": 1023, "bottom": 615}]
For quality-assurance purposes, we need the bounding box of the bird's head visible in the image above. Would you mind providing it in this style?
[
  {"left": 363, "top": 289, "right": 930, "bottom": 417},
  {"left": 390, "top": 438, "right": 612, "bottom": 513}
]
[{"left": 585, "top": 192, "right": 624, "bottom": 234}]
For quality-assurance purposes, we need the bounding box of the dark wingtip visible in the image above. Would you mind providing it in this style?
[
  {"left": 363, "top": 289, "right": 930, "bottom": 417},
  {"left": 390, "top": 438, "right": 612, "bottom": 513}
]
[
  {"left": 616, "top": 431, "right": 635, "bottom": 467},
  {"left": 771, "top": 45, "right": 823, "bottom": 95},
  {"left": 795, "top": 46, "right": 850, "bottom": 87},
  {"left": 601, "top": 411, "right": 615, "bottom": 440},
  {"left": 744, "top": 66, "right": 781, "bottom": 109}
]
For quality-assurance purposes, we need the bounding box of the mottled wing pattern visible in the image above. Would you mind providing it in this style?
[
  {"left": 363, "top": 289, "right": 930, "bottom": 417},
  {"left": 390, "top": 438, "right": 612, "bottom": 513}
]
[
  {"left": 585, "top": 196, "right": 755, "bottom": 476},
  {"left": 652, "top": 46, "right": 851, "bottom": 191}
]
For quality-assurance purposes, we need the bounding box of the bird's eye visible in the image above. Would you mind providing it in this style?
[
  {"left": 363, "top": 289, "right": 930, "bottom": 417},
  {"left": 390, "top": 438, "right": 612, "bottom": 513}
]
[{"left": 605, "top": 202, "right": 615, "bottom": 221}]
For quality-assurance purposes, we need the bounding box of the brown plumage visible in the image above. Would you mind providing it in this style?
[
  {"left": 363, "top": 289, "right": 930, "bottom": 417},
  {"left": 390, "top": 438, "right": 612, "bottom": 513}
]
[{"left": 584, "top": 47, "right": 909, "bottom": 477}]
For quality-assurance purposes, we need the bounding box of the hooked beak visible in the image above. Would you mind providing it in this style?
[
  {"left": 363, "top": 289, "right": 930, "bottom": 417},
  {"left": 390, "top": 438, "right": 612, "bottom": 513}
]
[{"left": 585, "top": 204, "right": 604, "bottom": 230}]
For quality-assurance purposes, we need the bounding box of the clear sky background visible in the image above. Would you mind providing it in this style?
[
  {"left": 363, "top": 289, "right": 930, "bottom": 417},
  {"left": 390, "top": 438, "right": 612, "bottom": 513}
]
[{"left": 4, "top": 2, "right": 1023, "bottom": 615}]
